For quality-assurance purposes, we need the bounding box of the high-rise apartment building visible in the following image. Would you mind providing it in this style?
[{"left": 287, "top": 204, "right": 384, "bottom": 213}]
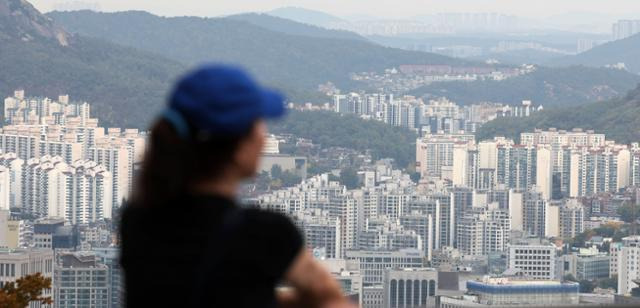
[
  {"left": 522, "top": 191, "right": 547, "bottom": 238},
  {"left": 20, "top": 157, "right": 113, "bottom": 223},
  {"left": 415, "top": 133, "right": 474, "bottom": 180},
  {"left": 456, "top": 203, "right": 510, "bottom": 256},
  {"left": 612, "top": 20, "right": 640, "bottom": 40},
  {"left": 618, "top": 236, "right": 640, "bottom": 295},
  {"left": 558, "top": 199, "right": 584, "bottom": 239},
  {"left": 293, "top": 209, "right": 341, "bottom": 259}
]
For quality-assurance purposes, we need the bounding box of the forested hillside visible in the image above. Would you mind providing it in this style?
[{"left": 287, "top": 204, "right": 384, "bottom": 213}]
[
  {"left": 269, "top": 110, "right": 417, "bottom": 168},
  {"left": 410, "top": 66, "right": 640, "bottom": 107},
  {"left": 476, "top": 84, "right": 640, "bottom": 144}
]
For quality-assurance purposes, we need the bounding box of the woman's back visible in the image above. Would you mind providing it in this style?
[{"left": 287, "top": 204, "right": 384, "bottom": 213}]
[
  {"left": 120, "top": 194, "right": 302, "bottom": 307},
  {"left": 122, "top": 65, "right": 352, "bottom": 308}
]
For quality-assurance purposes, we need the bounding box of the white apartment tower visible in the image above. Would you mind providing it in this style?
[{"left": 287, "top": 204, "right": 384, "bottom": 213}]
[
  {"left": 618, "top": 236, "right": 640, "bottom": 295},
  {"left": 457, "top": 203, "right": 510, "bottom": 256},
  {"left": 89, "top": 142, "right": 132, "bottom": 210}
]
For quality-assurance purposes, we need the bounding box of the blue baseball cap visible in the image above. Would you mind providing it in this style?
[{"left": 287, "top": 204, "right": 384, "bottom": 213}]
[{"left": 162, "top": 65, "right": 286, "bottom": 139}]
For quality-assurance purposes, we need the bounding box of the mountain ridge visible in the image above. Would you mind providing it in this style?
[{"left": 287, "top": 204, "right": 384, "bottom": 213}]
[
  {"left": 0, "top": 0, "right": 186, "bottom": 128},
  {"left": 47, "top": 10, "right": 469, "bottom": 94},
  {"left": 548, "top": 33, "right": 640, "bottom": 73},
  {"left": 227, "top": 13, "right": 365, "bottom": 41}
]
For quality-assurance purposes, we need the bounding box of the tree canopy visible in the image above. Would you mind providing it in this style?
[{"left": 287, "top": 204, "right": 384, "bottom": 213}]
[
  {"left": 269, "top": 110, "right": 418, "bottom": 168},
  {"left": 0, "top": 273, "right": 52, "bottom": 308}
]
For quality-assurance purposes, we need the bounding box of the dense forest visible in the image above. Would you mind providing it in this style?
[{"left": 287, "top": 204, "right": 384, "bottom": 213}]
[
  {"left": 269, "top": 110, "right": 418, "bottom": 168},
  {"left": 0, "top": 36, "right": 185, "bottom": 128},
  {"left": 0, "top": 0, "right": 186, "bottom": 128},
  {"left": 476, "top": 84, "right": 640, "bottom": 144}
]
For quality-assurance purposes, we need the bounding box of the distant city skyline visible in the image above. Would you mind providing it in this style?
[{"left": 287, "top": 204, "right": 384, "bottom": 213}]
[{"left": 32, "top": 0, "right": 640, "bottom": 20}]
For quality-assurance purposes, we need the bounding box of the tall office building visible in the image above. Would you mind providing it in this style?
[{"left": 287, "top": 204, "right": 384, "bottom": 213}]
[{"left": 93, "top": 247, "right": 123, "bottom": 308}]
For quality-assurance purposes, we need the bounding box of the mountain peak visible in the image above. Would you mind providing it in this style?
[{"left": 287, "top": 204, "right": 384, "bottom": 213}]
[{"left": 0, "top": 0, "right": 70, "bottom": 46}]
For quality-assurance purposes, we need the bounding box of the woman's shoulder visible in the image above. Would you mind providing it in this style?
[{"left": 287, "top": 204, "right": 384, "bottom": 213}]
[{"left": 238, "top": 208, "right": 299, "bottom": 235}]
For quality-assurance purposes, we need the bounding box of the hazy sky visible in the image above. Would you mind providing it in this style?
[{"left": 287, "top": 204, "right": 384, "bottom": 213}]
[{"left": 32, "top": 0, "right": 640, "bottom": 19}]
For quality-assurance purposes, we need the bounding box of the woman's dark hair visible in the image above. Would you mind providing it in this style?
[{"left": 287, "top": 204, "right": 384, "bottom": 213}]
[{"left": 134, "top": 119, "right": 250, "bottom": 207}]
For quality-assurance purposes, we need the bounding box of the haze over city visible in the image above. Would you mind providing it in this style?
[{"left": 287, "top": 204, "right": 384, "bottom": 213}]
[
  {"left": 2, "top": 0, "right": 640, "bottom": 307},
  {"left": 30, "top": 0, "right": 640, "bottom": 32}
]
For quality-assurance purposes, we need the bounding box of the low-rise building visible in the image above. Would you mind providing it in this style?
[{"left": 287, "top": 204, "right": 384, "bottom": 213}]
[
  {"left": 450, "top": 277, "right": 579, "bottom": 306},
  {"left": 383, "top": 268, "right": 438, "bottom": 308}
]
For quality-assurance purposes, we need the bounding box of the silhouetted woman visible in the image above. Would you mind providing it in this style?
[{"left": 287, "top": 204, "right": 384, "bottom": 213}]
[{"left": 120, "top": 66, "right": 352, "bottom": 308}]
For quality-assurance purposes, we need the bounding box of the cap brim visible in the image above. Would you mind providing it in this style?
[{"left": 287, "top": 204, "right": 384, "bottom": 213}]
[{"left": 260, "top": 88, "right": 286, "bottom": 119}]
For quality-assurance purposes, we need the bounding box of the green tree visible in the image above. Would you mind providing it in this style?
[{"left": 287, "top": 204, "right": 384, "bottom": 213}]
[
  {"left": 270, "top": 164, "right": 283, "bottom": 179},
  {"left": 280, "top": 171, "right": 302, "bottom": 187},
  {"left": 340, "top": 168, "right": 360, "bottom": 189},
  {"left": 618, "top": 202, "right": 639, "bottom": 223},
  {"left": 269, "top": 111, "right": 418, "bottom": 168},
  {"left": 409, "top": 172, "right": 421, "bottom": 183},
  {"left": 579, "top": 280, "right": 596, "bottom": 293},
  {"left": 0, "top": 273, "right": 53, "bottom": 308},
  {"left": 598, "top": 276, "right": 617, "bottom": 292},
  {"left": 617, "top": 201, "right": 639, "bottom": 234}
]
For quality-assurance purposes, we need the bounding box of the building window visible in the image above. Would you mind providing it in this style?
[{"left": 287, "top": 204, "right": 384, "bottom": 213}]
[
  {"left": 398, "top": 280, "right": 405, "bottom": 307},
  {"left": 390, "top": 279, "right": 397, "bottom": 308},
  {"left": 421, "top": 280, "right": 428, "bottom": 305},
  {"left": 413, "top": 280, "right": 420, "bottom": 306},
  {"left": 406, "top": 280, "right": 412, "bottom": 307}
]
